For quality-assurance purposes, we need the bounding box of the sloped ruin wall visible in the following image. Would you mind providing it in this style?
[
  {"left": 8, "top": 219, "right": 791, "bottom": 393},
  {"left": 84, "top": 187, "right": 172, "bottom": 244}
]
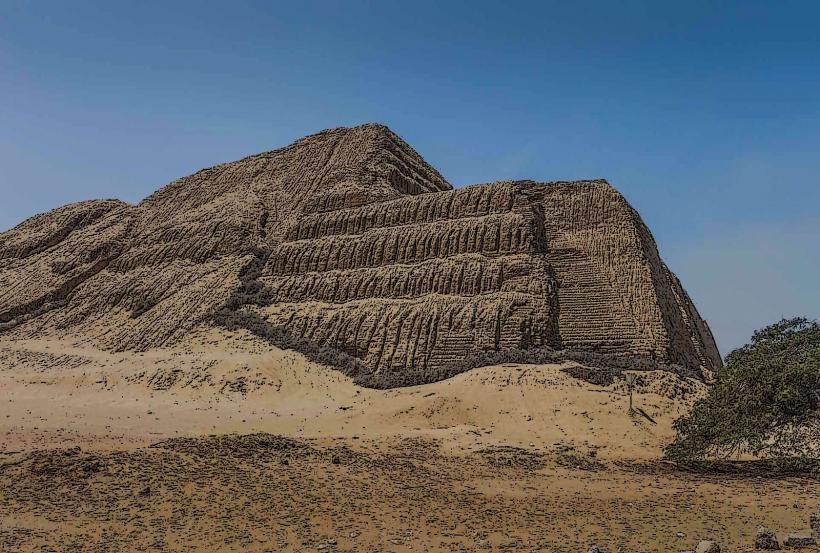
[
  {"left": 250, "top": 179, "right": 721, "bottom": 382},
  {"left": 0, "top": 124, "right": 721, "bottom": 386}
]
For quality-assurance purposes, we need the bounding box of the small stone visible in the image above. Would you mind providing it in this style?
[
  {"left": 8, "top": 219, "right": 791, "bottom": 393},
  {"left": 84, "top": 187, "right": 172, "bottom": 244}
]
[
  {"left": 783, "top": 535, "right": 817, "bottom": 548},
  {"left": 588, "top": 545, "right": 607, "bottom": 553},
  {"left": 326, "top": 538, "right": 337, "bottom": 545},
  {"left": 677, "top": 532, "right": 686, "bottom": 538},
  {"left": 696, "top": 541, "right": 720, "bottom": 553},
  {"left": 755, "top": 526, "right": 780, "bottom": 550}
]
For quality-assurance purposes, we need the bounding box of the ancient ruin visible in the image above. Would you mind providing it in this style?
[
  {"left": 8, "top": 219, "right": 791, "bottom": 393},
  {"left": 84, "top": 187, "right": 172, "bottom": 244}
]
[{"left": 0, "top": 124, "right": 721, "bottom": 386}]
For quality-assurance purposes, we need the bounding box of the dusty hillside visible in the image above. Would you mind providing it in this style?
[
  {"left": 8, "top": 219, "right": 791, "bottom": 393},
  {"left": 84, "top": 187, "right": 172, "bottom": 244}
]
[
  {"left": 1, "top": 124, "right": 719, "bottom": 388},
  {"left": 4, "top": 124, "right": 788, "bottom": 551}
]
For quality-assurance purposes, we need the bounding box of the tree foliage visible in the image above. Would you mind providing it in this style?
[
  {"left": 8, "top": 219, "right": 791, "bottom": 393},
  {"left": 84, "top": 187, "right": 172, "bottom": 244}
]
[{"left": 666, "top": 318, "right": 820, "bottom": 460}]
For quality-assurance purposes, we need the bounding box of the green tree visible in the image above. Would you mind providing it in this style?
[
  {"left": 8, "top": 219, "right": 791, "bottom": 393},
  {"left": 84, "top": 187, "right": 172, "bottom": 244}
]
[{"left": 666, "top": 317, "right": 820, "bottom": 460}]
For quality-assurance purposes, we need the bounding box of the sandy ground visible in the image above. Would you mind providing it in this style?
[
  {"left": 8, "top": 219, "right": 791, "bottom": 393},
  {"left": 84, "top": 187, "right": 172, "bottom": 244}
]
[
  {"left": 0, "top": 331, "right": 694, "bottom": 458},
  {"left": 1, "top": 331, "right": 818, "bottom": 552}
]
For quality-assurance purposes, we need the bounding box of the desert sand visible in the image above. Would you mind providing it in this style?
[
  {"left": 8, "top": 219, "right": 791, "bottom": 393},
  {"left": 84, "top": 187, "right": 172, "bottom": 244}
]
[
  {"left": 2, "top": 329, "right": 817, "bottom": 552},
  {"left": 0, "top": 126, "right": 814, "bottom": 551},
  {"left": 0, "top": 328, "right": 695, "bottom": 457}
]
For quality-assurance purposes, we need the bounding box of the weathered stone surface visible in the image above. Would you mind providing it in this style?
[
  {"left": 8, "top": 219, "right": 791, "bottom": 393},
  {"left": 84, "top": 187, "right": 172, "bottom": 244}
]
[
  {"left": 0, "top": 199, "right": 131, "bottom": 330},
  {"left": 756, "top": 526, "right": 781, "bottom": 550},
  {"left": 783, "top": 535, "right": 816, "bottom": 548},
  {"left": 810, "top": 513, "right": 819, "bottom": 538},
  {"left": 0, "top": 123, "right": 721, "bottom": 386}
]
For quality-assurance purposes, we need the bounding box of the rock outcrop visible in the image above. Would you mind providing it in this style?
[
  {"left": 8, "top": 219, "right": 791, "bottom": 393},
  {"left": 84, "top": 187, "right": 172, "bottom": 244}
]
[
  {"left": 0, "top": 123, "right": 722, "bottom": 386},
  {"left": 755, "top": 526, "right": 781, "bottom": 550}
]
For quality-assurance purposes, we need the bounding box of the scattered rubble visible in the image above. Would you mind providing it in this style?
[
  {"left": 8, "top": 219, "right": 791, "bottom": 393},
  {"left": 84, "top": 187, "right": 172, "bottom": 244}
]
[
  {"left": 783, "top": 534, "right": 817, "bottom": 548},
  {"left": 755, "top": 526, "right": 780, "bottom": 550}
]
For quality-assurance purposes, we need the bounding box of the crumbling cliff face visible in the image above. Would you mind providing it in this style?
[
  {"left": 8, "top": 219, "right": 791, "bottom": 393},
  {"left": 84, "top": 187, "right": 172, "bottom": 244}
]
[{"left": 0, "top": 124, "right": 721, "bottom": 385}]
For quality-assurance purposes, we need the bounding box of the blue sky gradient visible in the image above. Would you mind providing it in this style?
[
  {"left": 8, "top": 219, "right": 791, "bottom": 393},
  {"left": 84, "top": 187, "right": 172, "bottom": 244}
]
[{"left": 1, "top": 1, "right": 818, "bottom": 354}]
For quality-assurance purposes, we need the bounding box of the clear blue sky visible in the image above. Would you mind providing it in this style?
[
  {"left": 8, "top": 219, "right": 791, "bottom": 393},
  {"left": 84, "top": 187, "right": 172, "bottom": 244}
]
[{"left": 1, "top": 1, "right": 818, "bottom": 355}]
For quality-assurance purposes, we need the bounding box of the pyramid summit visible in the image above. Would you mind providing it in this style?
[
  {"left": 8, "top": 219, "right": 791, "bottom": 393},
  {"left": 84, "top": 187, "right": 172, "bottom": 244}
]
[{"left": 0, "top": 124, "right": 721, "bottom": 386}]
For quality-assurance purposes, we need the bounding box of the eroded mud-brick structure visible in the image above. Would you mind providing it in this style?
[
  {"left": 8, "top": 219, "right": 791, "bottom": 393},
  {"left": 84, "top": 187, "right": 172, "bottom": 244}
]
[{"left": 0, "top": 124, "right": 721, "bottom": 385}]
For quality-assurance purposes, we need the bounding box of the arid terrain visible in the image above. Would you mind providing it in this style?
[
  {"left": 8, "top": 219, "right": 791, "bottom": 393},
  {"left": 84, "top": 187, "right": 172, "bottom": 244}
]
[
  {"left": 2, "top": 329, "right": 818, "bottom": 552},
  {"left": 0, "top": 124, "right": 720, "bottom": 389},
  {"left": 1, "top": 126, "right": 817, "bottom": 552}
]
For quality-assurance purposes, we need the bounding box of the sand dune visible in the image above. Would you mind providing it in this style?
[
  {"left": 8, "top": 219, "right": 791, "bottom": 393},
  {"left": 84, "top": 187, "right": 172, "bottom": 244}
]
[{"left": 1, "top": 329, "right": 700, "bottom": 459}]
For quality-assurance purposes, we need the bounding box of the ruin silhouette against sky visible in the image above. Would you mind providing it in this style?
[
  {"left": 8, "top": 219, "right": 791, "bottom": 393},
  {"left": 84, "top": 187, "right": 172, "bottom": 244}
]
[{"left": 1, "top": 1, "right": 818, "bottom": 353}]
